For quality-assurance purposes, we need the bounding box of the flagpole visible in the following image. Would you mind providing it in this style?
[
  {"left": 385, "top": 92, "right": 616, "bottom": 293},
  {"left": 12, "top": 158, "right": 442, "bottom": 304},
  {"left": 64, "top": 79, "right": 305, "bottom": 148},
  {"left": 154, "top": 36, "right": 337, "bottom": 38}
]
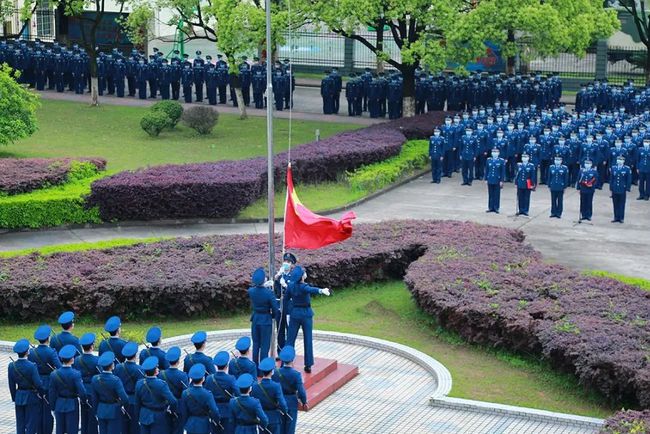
[{"left": 265, "top": 0, "right": 277, "bottom": 359}]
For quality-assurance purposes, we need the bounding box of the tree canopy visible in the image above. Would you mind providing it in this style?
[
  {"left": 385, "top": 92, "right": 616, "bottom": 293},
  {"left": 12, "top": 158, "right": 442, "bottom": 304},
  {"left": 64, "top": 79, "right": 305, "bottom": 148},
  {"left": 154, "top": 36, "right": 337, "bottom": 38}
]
[{"left": 0, "top": 65, "right": 40, "bottom": 146}]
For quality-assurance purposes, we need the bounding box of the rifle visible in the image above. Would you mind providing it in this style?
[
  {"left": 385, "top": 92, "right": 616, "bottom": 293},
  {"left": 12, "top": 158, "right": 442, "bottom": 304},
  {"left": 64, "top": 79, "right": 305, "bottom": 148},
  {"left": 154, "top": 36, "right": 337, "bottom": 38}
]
[
  {"left": 9, "top": 356, "right": 49, "bottom": 405},
  {"left": 258, "top": 381, "right": 293, "bottom": 421},
  {"left": 96, "top": 375, "right": 131, "bottom": 420},
  {"left": 142, "top": 378, "right": 178, "bottom": 419},
  {"left": 182, "top": 386, "right": 224, "bottom": 431},
  {"left": 234, "top": 397, "right": 273, "bottom": 434},
  {"left": 29, "top": 344, "right": 56, "bottom": 372}
]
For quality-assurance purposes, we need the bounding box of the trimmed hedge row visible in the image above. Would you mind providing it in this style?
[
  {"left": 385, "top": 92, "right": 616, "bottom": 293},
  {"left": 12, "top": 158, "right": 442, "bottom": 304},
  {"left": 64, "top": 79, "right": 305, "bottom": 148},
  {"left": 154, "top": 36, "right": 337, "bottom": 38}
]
[
  {"left": 1, "top": 219, "right": 647, "bottom": 409},
  {"left": 0, "top": 158, "right": 106, "bottom": 195}
]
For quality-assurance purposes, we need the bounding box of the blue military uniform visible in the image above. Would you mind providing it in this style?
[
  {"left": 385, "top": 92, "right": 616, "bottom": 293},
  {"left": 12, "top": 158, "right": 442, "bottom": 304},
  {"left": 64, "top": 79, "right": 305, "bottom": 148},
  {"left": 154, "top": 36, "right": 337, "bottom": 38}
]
[
  {"left": 29, "top": 325, "right": 61, "bottom": 434},
  {"left": 229, "top": 374, "right": 268, "bottom": 434},
  {"left": 515, "top": 159, "right": 537, "bottom": 216},
  {"left": 184, "top": 331, "right": 217, "bottom": 375},
  {"left": 228, "top": 337, "right": 258, "bottom": 379},
  {"left": 547, "top": 162, "right": 569, "bottom": 218},
  {"left": 271, "top": 347, "right": 307, "bottom": 434},
  {"left": 99, "top": 316, "right": 127, "bottom": 363},
  {"left": 239, "top": 57, "right": 252, "bottom": 107},
  {"left": 429, "top": 131, "right": 446, "bottom": 183},
  {"left": 248, "top": 268, "right": 280, "bottom": 367},
  {"left": 274, "top": 252, "right": 297, "bottom": 353},
  {"left": 91, "top": 352, "right": 130, "bottom": 434},
  {"left": 321, "top": 72, "right": 334, "bottom": 115},
  {"left": 460, "top": 130, "right": 477, "bottom": 185},
  {"left": 159, "top": 347, "right": 188, "bottom": 434},
  {"left": 51, "top": 311, "right": 82, "bottom": 354},
  {"left": 216, "top": 56, "right": 230, "bottom": 104},
  {"left": 206, "top": 351, "right": 238, "bottom": 434},
  {"left": 637, "top": 144, "right": 650, "bottom": 200},
  {"left": 140, "top": 326, "right": 169, "bottom": 370},
  {"left": 577, "top": 162, "right": 599, "bottom": 221},
  {"left": 9, "top": 339, "right": 44, "bottom": 434},
  {"left": 135, "top": 357, "right": 178, "bottom": 434},
  {"left": 74, "top": 333, "right": 99, "bottom": 434},
  {"left": 610, "top": 160, "right": 632, "bottom": 223},
  {"left": 49, "top": 345, "right": 87, "bottom": 434},
  {"left": 252, "top": 358, "right": 287, "bottom": 434},
  {"left": 181, "top": 365, "right": 221, "bottom": 434},
  {"left": 485, "top": 151, "right": 506, "bottom": 213},
  {"left": 114, "top": 342, "right": 144, "bottom": 434},
  {"left": 182, "top": 64, "right": 194, "bottom": 103}
]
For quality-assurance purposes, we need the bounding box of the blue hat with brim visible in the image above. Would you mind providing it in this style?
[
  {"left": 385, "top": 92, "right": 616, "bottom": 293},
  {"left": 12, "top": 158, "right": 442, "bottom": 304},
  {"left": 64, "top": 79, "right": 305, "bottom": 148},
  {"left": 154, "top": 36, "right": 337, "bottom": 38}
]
[
  {"left": 166, "top": 346, "right": 181, "bottom": 363},
  {"left": 59, "top": 344, "right": 77, "bottom": 360},
  {"left": 252, "top": 268, "right": 266, "bottom": 286},
  {"left": 80, "top": 333, "right": 96, "bottom": 346},
  {"left": 213, "top": 351, "right": 229, "bottom": 367},
  {"left": 122, "top": 342, "right": 138, "bottom": 358},
  {"left": 259, "top": 357, "right": 275, "bottom": 372},
  {"left": 13, "top": 339, "right": 30, "bottom": 354},
  {"left": 104, "top": 316, "right": 121, "bottom": 333},
  {"left": 191, "top": 331, "right": 207, "bottom": 345},
  {"left": 98, "top": 352, "right": 115, "bottom": 368},
  {"left": 283, "top": 252, "right": 297, "bottom": 264},
  {"left": 142, "top": 356, "right": 158, "bottom": 371},
  {"left": 146, "top": 327, "right": 161, "bottom": 343},
  {"left": 291, "top": 266, "right": 305, "bottom": 282},
  {"left": 58, "top": 311, "right": 74, "bottom": 324},
  {"left": 279, "top": 346, "right": 295, "bottom": 363},
  {"left": 236, "top": 373, "right": 254, "bottom": 389},
  {"left": 34, "top": 325, "right": 51, "bottom": 341},
  {"left": 189, "top": 364, "right": 206, "bottom": 380},
  {"left": 235, "top": 336, "right": 251, "bottom": 352}
]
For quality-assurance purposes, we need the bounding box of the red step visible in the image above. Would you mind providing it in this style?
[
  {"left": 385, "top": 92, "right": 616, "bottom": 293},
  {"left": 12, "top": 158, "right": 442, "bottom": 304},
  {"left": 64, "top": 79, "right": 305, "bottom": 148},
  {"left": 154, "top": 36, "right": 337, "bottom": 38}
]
[
  {"left": 292, "top": 355, "right": 338, "bottom": 389},
  {"left": 300, "top": 362, "right": 359, "bottom": 411}
]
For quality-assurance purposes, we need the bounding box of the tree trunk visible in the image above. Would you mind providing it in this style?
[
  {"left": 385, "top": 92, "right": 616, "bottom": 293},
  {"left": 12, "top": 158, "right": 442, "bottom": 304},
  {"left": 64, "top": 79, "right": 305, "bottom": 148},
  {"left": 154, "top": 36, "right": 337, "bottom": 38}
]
[
  {"left": 90, "top": 76, "right": 99, "bottom": 106},
  {"left": 376, "top": 22, "right": 384, "bottom": 73},
  {"left": 506, "top": 29, "right": 516, "bottom": 75},
  {"left": 234, "top": 87, "right": 247, "bottom": 120},
  {"left": 400, "top": 64, "right": 416, "bottom": 117}
]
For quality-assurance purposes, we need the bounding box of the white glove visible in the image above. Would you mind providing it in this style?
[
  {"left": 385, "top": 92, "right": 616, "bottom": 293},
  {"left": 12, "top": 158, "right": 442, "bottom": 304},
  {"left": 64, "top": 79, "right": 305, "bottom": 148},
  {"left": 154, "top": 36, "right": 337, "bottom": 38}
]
[
  {"left": 320, "top": 288, "right": 331, "bottom": 296},
  {"left": 286, "top": 315, "right": 290, "bottom": 324},
  {"left": 263, "top": 280, "right": 274, "bottom": 288},
  {"left": 280, "top": 277, "right": 287, "bottom": 288}
]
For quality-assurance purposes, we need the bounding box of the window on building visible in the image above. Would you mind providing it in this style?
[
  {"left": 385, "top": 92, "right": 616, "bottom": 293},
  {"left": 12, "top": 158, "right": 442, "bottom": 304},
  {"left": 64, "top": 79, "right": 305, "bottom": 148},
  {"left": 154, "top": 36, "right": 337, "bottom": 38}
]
[{"left": 36, "top": 0, "right": 53, "bottom": 39}]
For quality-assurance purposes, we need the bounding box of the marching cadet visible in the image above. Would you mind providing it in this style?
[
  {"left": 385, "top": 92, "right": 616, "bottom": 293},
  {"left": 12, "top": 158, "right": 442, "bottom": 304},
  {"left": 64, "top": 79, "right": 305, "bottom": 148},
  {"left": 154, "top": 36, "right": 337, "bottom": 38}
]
[
  {"left": 216, "top": 54, "right": 230, "bottom": 104},
  {"left": 239, "top": 56, "right": 252, "bottom": 107},
  {"left": 610, "top": 156, "right": 632, "bottom": 223},
  {"left": 181, "top": 364, "right": 221, "bottom": 434},
  {"left": 158, "top": 347, "right": 187, "bottom": 434},
  {"left": 638, "top": 138, "right": 650, "bottom": 200},
  {"left": 275, "top": 252, "right": 298, "bottom": 354},
  {"left": 286, "top": 266, "right": 331, "bottom": 374},
  {"left": 252, "top": 57, "right": 266, "bottom": 109},
  {"left": 272, "top": 346, "right": 307, "bottom": 434},
  {"left": 159, "top": 59, "right": 172, "bottom": 100},
  {"left": 114, "top": 342, "right": 143, "bottom": 434},
  {"left": 29, "top": 324, "right": 61, "bottom": 434},
  {"left": 206, "top": 59, "right": 219, "bottom": 106},
  {"left": 330, "top": 67, "right": 342, "bottom": 114},
  {"left": 485, "top": 147, "right": 506, "bottom": 213},
  {"left": 51, "top": 311, "right": 81, "bottom": 354},
  {"left": 249, "top": 267, "right": 280, "bottom": 367},
  {"left": 135, "top": 356, "right": 178, "bottom": 434},
  {"left": 91, "top": 352, "right": 130, "bottom": 434},
  {"left": 171, "top": 59, "right": 182, "bottom": 100},
  {"left": 429, "top": 128, "right": 446, "bottom": 184},
  {"left": 184, "top": 331, "right": 217, "bottom": 375},
  {"left": 206, "top": 351, "right": 238, "bottom": 434},
  {"left": 50, "top": 345, "right": 87, "bottom": 434},
  {"left": 140, "top": 326, "right": 169, "bottom": 370},
  {"left": 136, "top": 58, "right": 148, "bottom": 100},
  {"left": 320, "top": 70, "right": 334, "bottom": 115},
  {"left": 228, "top": 336, "right": 258, "bottom": 379},
  {"left": 460, "top": 127, "right": 477, "bottom": 186},
  {"left": 515, "top": 153, "right": 537, "bottom": 216},
  {"left": 182, "top": 63, "right": 194, "bottom": 103},
  {"left": 547, "top": 156, "right": 570, "bottom": 218},
  {"left": 99, "top": 316, "right": 127, "bottom": 363},
  {"left": 577, "top": 159, "right": 598, "bottom": 222},
  {"left": 74, "top": 333, "right": 99, "bottom": 434},
  {"left": 193, "top": 53, "right": 206, "bottom": 103},
  {"left": 252, "top": 357, "right": 287, "bottom": 434},
  {"left": 229, "top": 374, "right": 268, "bottom": 433},
  {"left": 9, "top": 338, "right": 44, "bottom": 434}
]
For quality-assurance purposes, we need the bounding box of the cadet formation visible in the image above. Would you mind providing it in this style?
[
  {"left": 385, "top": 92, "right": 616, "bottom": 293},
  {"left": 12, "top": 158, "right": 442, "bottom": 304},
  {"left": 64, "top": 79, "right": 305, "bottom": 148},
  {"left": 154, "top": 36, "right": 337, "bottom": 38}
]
[
  {"left": 428, "top": 81, "right": 650, "bottom": 223},
  {"left": 0, "top": 39, "right": 296, "bottom": 109},
  {"left": 8, "top": 254, "right": 330, "bottom": 434}
]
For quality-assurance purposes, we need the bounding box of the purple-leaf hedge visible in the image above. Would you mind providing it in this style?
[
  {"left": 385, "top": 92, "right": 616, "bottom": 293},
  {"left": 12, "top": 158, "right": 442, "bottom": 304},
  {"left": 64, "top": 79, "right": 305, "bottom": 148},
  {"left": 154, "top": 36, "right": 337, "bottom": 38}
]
[
  {"left": 601, "top": 409, "right": 650, "bottom": 433},
  {"left": 0, "top": 158, "right": 107, "bottom": 195},
  {"left": 87, "top": 112, "right": 448, "bottom": 222},
  {"left": 1, "top": 219, "right": 648, "bottom": 409}
]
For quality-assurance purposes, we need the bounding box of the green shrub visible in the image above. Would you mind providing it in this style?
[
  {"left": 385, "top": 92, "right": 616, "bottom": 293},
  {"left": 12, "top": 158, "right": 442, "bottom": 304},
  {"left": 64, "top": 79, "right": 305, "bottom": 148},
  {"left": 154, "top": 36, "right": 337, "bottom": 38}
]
[
  {"left": 67, "top": 161, "right": 102, "bottom": 182},
  {"left": 0, "top": 175, "right": 105, "bottom": 229},
  {"left": 586, "top": 270, "right": 650, "bottom": 292},
  {"left": 182, "top": 106, "right": 219, "bottom": 135},
  {"left": 347, "top": 140, "right": 429, "bottom": 192},
  {"left": 151, "top": 100, "right": 184, "bottom": 128},
  {"left": 140, "top": 111, "right": 170, "bottom": 137},
  {"left": 0, "top": 237, "right": 164, "bottom": 258}
]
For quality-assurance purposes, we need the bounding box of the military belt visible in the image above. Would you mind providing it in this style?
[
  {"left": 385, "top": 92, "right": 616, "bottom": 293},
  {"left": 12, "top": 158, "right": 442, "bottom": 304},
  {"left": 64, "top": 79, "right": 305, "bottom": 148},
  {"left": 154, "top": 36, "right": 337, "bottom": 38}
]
[{"left": 293, "top": 304, "right": 310, "bottom": 308}]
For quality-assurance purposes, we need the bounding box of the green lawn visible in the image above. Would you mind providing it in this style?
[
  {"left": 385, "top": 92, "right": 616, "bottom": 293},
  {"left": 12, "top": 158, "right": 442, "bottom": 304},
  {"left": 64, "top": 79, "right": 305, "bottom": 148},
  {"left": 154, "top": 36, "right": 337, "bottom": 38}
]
[
  {"left": 0, "top": 280, "right": 614, "bottom": 418},
  {"left": 1, "top": 99, "right": 359, "bottom": 172}
]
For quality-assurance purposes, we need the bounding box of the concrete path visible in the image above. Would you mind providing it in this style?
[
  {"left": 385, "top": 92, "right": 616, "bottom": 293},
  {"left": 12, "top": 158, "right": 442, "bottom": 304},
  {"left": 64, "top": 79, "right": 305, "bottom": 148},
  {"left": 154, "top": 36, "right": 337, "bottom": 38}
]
[{"left": 0, "top": 330, "right": 603, "bottom": 433}]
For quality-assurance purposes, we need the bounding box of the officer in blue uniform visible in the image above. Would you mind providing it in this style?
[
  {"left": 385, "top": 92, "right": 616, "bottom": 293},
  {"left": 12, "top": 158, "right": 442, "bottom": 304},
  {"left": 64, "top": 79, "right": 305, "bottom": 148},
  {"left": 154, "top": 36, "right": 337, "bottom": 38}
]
[
  {"left": 182, "top": 63, "right": 194, "bottom": 103},
  {"left": 460, "top": 127, "right": 477, "bottom": 186},
  {"left": 74, "top": 333, "right": 99, "bottom": 434},
  {"left": 286, "top": 266, "right": 331, "bottom": 373},
  {"left": 252, "top": 357, "right": 287, "bottom": 434},
  {"left": 249, "top": 267, "right": 279, "bottom": 367},
  {"left": 181, "top": 364, "right": 221, "bottom": 434},
  {"left": 50, "top": 345, "right": 87, "bottom": 434},
  {"left": 194, "top": 51, "right": 206, "bottom": 102},
  {"left": 91, "top": 352, "right": 130, "bottom": 434},
  {"left": 274, "top": 252, "right": 297, "bottom": 354},
  {"left": 485, "top": 148, "right": 506, "bottom": 213},
  {"left": 206, "top": 59, "right": 218, "bottom": 106},
  {"left": 547, "top": 156, "right": 569, "bottom": 218},
  {"left": 135, "top": 356, "right": 178, "bottom": 434},
  {"left": 114, "top": 341, "right": 143, "bottom": 434},
  {"left": 330, "top": 67, "right": 342, "bottom": 114},
  {"left": 159, "top": 59, "right": 172, "bottom": 100},
  {"left": 158, "top": 347, "right": 187, "bottom": 434},
  {"left": 184, "top": 331, "right": 217, "bottom": 375},
  {"left": 515, "top": 154, "right": 537, "bottom": 216},
  {"left": 206, "top": 351, "right": 238, "bottom": 434},
  {"left": 29, "top": 324, "right": 61, "bottom": 434},
  {"left": 216, "top": 55, "right": 230, "bottom": 104},
  {"left": 429, "top": 128, "right": 446, "bottom": 184},
  {"left": 228, "top": 337, "right": 258, "bottom": 379},
  {"left": 252, "top": 57, "right": 266, "bottom": 109},
  {"left": 51, "top": 311, "right": 81, "bottom": 354},
  {"left": 136, "top": 59, "right": 148, "bottom": 100},
  {"left": 320, "top": 71, "right": 334, "bottom": 115},
  {"left": 9, "top": 338, "right": 44, "bottom": 434},
  {"left": 577, "top": 159, "right": 598, "bottom": 222},
  {"left": 638, "top": 139, "right": 650, "bottom": 200},
  {"left": 610, "top": 156, "right": 632, "bottom": 223},
  {"left": 229, "top": 374, "right": 268, "bottom": 433},
  {"left": 239, "top": 56, "right": 252, "bottom": 107},
  {"left": 99, "top": 316, "right": 127, "bottom": 363},
  {"left": 272, "top": 346, "right": 307, "bottom": 434},
  {"left": 140, "top": 326, "right": 169, "bottom": 370},
  {"left": 171, "top": 59, "right": 182, "bottom": 100}
]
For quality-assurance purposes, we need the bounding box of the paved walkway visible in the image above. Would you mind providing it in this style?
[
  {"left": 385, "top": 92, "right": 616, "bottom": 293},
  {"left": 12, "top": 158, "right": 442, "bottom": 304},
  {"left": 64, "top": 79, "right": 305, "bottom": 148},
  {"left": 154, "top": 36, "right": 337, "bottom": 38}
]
[{"left": 0, "top": 330, "right": 602, "bottom": 433}]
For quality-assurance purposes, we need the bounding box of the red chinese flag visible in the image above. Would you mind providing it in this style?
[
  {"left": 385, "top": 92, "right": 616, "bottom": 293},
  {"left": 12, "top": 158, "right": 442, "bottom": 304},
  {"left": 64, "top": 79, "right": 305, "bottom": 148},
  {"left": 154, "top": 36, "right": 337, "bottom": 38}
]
[{"left": 284, "top": 164, "right": 356, "bottom": 249}]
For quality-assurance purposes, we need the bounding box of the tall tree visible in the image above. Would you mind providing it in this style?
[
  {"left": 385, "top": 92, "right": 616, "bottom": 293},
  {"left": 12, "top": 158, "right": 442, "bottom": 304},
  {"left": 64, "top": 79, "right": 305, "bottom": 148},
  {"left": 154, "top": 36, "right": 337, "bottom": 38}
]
[
  {"left": 619, "top": 0, "right": 650, "bottom": 82},
  {"left": 0, "top": 64, "right": 40, "bottom": 146}
]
